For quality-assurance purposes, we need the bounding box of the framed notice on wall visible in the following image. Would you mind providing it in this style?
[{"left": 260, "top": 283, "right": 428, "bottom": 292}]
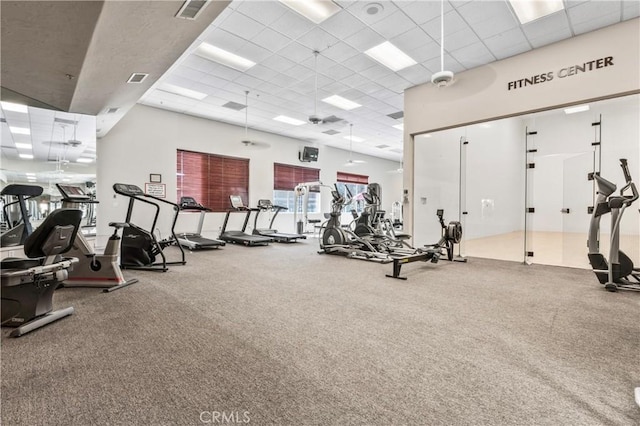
[{"left": 145, "top": 183, "right": 166, "bottom": 198}]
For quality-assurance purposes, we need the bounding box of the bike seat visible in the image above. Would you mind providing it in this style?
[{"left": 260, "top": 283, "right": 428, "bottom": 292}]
[{"left": 108, "top": 222, "right": 130, "bottom": 229}]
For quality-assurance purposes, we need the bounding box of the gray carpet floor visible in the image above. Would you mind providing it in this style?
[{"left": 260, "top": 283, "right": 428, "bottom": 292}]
[{"left": 2, "top": 240, "right": 639, "bottom": 425}]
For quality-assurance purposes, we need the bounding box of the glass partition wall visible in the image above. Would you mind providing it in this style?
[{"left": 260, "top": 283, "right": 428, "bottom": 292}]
[{"left": 413, "top": 94, "right": 640, "bottom": 269}]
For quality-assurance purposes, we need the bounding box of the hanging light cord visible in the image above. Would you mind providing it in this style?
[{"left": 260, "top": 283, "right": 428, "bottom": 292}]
[
  {"left": 440, "top": 0, "right": 445, "bottom": 72},
  {"left": 314, "top": 51, "right": 319, "bottom": 117},
  {"left": 244, "top": 90, "right": 249, "bottom": 140}
]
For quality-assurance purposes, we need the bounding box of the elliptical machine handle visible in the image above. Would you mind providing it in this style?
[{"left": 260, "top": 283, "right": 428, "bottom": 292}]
[{"left": 620, "top": 159, "right": 633, "bottom": 183}]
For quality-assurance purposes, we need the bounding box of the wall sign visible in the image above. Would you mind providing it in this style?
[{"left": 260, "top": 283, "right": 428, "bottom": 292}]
[
  {"left": 145, "top": 183, "right": 166, "bottom": 198},
  {"left": 508, "top": 56, "right": 614, "bottom": 91}
]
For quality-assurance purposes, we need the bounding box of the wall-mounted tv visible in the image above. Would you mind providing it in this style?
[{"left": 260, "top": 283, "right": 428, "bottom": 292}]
[{"left": 299, "top": 146, "right": 319, "bottom": 162}]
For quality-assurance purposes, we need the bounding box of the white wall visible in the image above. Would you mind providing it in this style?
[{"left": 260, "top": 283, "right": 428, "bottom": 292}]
[
  {"left": 96, "top": 104, "right": 402, "bottom": 238},
  {"left": 404, "top": 19, "right": 640, "bottom": 235}
]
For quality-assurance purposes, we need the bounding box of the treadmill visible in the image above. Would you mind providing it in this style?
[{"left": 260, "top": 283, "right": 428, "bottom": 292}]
[
  {"left": 219, "top": 195, "right": 272, "bottom": 246},
  {"left": 251, "top": 199, "right": 306, "bottom": 243},
  {"left": 176, "top": 197, "right": 225, "bottom": 250}
]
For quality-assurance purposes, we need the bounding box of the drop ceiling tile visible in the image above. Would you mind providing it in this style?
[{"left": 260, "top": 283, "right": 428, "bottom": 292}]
[
  {"left": 245, "top": 64, "right": 280, "bottom": 82},
  {"left": 340, "top": 73, "right": 370, "bottom": 89},
  {"left": 200, "top": 73, "right": 233, "bottom": 90},
  {"left": 269, "top": 9, "right": 315, "bottom": 39},
  {"left": 343, "top": 26, "right": 386, "bottom": 52},
  {"left": 450, "top": 41, "right": 496, "bottom": 69},
  {"left": 572, "top": 13, "right": 621, "bottom": 36},
  {"left": 276, "top": 41, "right": 314, "bottom": 64},
  {"left": 407, "top": 41, "right": 441, "bottom": 63},
  {"left": 321, "top": 9, "right": 368, "bottom": 39},
  {"left": 322, "top": 62, "right": 354, "bottom": 81},
  {"left": 463, "top": 6, "right": 519, "bottom": 39},
  {"left": 522, "top": 12, "right": 571, "bottom": 42},
  {"left": 200, "top": 28, "right": 247, "bottom": 52},
  {"left": 484, "top": 28, "right": 531, "bottom": 59},
  {"left": 341, "top": 54, "right": 379, "bottom": 73},
  {"left": 567, "top": 1, "right": 621, "bottom": 25},
  {"left": 359, "top": 64, "right": 394, "bottom": 81},
  {"left": 444, "top": 26, "right": 481, "bottom": 51},
  {"left": 218, "top": 10, "right": 265, "bottom": 40},
  {"left": 270, "top": 73, "right": 299, "bottom": 88},
  {"left": 390, "top": 27, "right": 435, "bottom": 53},
  {"left": 322, "top": 81, "right": 351, "bottom": 96},
  {"left": 322, "top": 42, "right": 360, "bottom": 63},
  {"left": 400, "top": 0, "right": 452, "bottom": 25},
  {"left": 206, "top": 63, "right": 245, "bottom": 81},
  {"left": 296, "top": 27, "right": 340, "bottom": 52},
  {"left": 251, "top": 27, "right": 292, "bottom": 53},
  {"left": 421, "top": 10, "right": 469, "bottom": 41},
  {"left": 234, "top": 0, "right": 288, "bottom": 26},
  {"left": 233, "top": 74, "right": 265, "bottom": 90},
  {"left": 173, "top": 65, "right": 209, "bottom": 83},
  {"left": 260, "top": 54, "right": 298, "bottom": 73},
  {"left": 182, "top": 55, "right": 218, "bottom": 74},
  {"left": 340, "top": 88, "right": 367, "bottom": 101},
  {"left": 234, "top": 42, "right": 272, "bottom": 63},
  {"left": 375, "top": 74, "right": 412, "bottom": 94},
  {"left": 423, "top": 54, "right": 464, "bottom": 74},
  {"left": 370, "top": 10, "right": 416, "bottom": 39},
  {"left": 397, "top": 64, "right": 431, "bottom": 85}
]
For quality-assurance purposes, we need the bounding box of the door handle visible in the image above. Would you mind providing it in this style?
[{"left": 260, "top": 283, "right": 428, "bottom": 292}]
[{"left": 561, "top": 208, "right": 570, "bottom": 214}]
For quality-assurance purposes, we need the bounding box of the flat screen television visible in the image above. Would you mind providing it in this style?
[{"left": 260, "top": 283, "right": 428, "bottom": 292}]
[{"left": 299, "top": 146, "right": 319, "bottom": 162}]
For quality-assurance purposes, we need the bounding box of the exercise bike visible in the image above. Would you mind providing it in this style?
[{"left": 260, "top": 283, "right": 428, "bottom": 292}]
[
  {"left": 56, "top": 184, "right": 138, "bottom": 292},
  {"left": 588, "top": 158, "right": 639, "bottom": 292}
]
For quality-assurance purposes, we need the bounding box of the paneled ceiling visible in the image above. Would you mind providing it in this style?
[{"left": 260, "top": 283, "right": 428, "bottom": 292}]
[{"left": 139, "top": 0, "right": 640, "bottom": 161}]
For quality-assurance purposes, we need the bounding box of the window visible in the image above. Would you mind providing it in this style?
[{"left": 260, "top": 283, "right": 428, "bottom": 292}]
[
  {"left": 336, "top": 171, "right": 369, "bottom": 214},
  {"left": 273, "top": 163, "right": 320, "bottom": 213},
  {"left": 177, "top": 149, "right": 249, "bottom": 212}
]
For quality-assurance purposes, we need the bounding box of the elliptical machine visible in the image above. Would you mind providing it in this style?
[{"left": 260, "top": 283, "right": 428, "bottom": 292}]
[
  {"left": 56, "top": 184, "right": 138, "bottom": 292},
  {"left": 588, "top": 159, "right": 639, "bottom": 291},
  {"left": 113, "top": 183, "right": 185, "bottom": 271}
]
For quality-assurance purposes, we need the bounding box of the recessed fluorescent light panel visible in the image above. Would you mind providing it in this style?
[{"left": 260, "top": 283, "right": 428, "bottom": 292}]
[
  {"left": 273, "top": 115, "right": 306, "bottom": 126},
  {"left": 195, "top": 42, "right": 256, "bottom": 71},
  {"left": 509, "top": 0, "right": 564, "bottom": 24},
  {"left": 279, "top": 0, "right": 341, "bottom": 24},
  {"left": 158, "top": 83, "right": 208, "bottom": 100},
  {"left": 564, "top": 105, "right": 590, "bottom": 115},
  {"left": 76, "top": 158, "right": 94, "bottom": 163},
  {"left": 19, "top": 153, "right": 34, "bottom": 159},
  {"left": 365, "top": 41, "right": 417, "bottom": 72},
  {"left": 344, "top": 135, "right": 365, "bottom": 143},
  {"left": 322, "top": 95, "right": 361, "bottom": 111},
  {"left": 393, "top": 124, "right": 404, "bottom": 131},
  {"left": 1, "top": 101, "right": 28, "bottom": 113},
  {"left": 14, "top": 143, "right": 32, "bottom": 149},
  {"left": 9, "top": 126, "right": 30, "bottom": 135}
]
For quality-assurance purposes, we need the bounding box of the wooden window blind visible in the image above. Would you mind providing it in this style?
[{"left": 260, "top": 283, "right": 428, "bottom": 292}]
[
  {"left": 274, "top": 163, "right": 320, "bottom": 192},
  {"left": 177, "top": 149, "right": 249, "bottom": 212},
  {"left": 337, "top": 171, "right": 369, "bottom": 185}
]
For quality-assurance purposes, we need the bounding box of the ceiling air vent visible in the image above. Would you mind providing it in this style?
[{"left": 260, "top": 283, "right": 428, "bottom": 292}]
[
  {"left": 222, "top": 101, "right": 246, "bottom": 111},
  {"left": 175, "top": 0, "right": 210, "bottom": 20},
  {"left": 376, "top": 144, "right": 390, "bottom": 149},
  {"left": 54, "top": 117, "right": 78, "bottom": 125},
  {"left": 127, "top": 73, "right": 149, "bottom": 84},
  {"left": 387, "top": 111, "right": 404, "bottom": 120},
  {"left": 322, "top": 129, "right": 340, "bottom": 135},
  {"left": 0, "top": 117, "right": 6, "bottom": 123},
  {"left": 106, "top": 108, "right": 119, "bottom": 114}
]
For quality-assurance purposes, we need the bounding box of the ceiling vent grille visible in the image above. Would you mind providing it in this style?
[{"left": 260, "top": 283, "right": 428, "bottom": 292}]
[
  {"left": 127, "top": 73, "right": 149, "bottom": 84},
  {"left": 175, "top": 0, "right": 210, "bottom": 20},
  {"left": 376, "top": 144, "right": 390, "bottom": 149},
  {"left": 107, "top": 108, "right": 119, "bottom": 114},
  {"left": 322, "top": 129, "right": 340, "bottom": 135},
  {"left": 54, "top": 117, "right": 78, "bottom": 125},
  {"left": 387, "top": 111, "right": 404, "bottom": 120},
  {"left": 222, "top": 101, "right": 246, "bottom": 111},
  {"left": 0, "top": 117, "right": 6, "bottom": 123}
]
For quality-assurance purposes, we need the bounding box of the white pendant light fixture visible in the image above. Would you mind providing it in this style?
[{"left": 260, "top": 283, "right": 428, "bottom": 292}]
[{"left": 431, "top": 0, "right": 454, "bottom": 87}]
